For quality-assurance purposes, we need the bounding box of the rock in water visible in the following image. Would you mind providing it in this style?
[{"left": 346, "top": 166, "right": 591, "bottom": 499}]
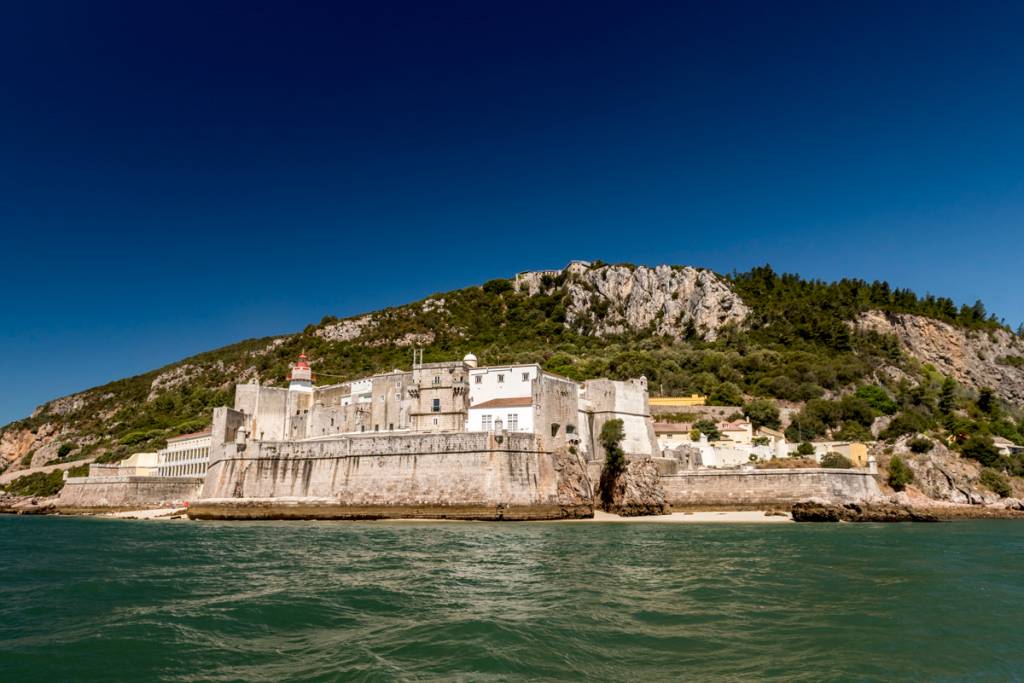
[{"left": 791, "top": 500, "right": 939, "bottom": 523}]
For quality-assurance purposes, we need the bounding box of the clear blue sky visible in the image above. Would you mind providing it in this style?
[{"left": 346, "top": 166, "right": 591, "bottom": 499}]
[{"left": 1, "top": 1, "right": 1022, "bottom": 425}]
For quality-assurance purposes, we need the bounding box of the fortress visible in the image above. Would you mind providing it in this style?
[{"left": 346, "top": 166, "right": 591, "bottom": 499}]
[
  {"left": 190, "top": 352, "right": 657, "bottom": 520},
  {"left": 58, "top": 351, "right": 881, "bottom": 518}
]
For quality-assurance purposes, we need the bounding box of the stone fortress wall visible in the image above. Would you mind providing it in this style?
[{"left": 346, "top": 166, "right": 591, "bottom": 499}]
[
  {"left": 190, "top": 431, "right": 592, "bottom": 520},
  {"left": 56, "top": 476, "right": 203, "bottom": 513},
  {"left": 660, "top": 468, "right": 881, "bottom": 509}
]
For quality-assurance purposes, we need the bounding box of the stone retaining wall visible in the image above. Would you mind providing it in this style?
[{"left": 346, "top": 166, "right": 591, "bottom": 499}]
[
  {"left": 661, "top": 468, "right": 881, "bottom": 509},
  {"left": 193, "top": 432, "right": 592, "bottom": 520},
  {"left": 56, "top": 476, "right": 203, "bottom": 513}
]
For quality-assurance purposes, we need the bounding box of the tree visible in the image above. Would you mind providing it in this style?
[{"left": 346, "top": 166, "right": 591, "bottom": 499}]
[
  {"left": 692, "top": 419, "right": 721, "bottom": 441},
  {"left": 743, "top": 399, "right": 781, "bottom": 430},
  {"left": 887, "top": 456, "right": 914, "bottom": 491},
  {"left": 976, "top": 388, "right": 997, "bottom": 416},
  {"left": 708, "top": 381, "right": 743, "bottom": 407},
  {"left": 979, "top": 468, "right": 1012, "bottom": 498},
  {"left": 938, "top": 377, "right": 957, "bottom": 415},
  {"left": 821, "top": 452, "right": 853, "bottom": 468},
  {"left": 598, "top": 419, "right": 626, "bottom": 510},
  {"left": 797, "top": 442, "right": 815, "bottom": 457}
]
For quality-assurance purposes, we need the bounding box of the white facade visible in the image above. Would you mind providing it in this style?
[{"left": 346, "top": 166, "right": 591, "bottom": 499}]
[
  {"left": 158, "top": 431, "right": 211, "bottom": 477},
  {"left": 466, "top": 399, "right": 534, "bottom": 433},
  {"left": 468, "top": 364, "right": 540, "bottom": 407}
]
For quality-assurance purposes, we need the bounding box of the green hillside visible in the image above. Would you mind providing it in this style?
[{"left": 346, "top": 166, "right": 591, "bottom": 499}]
[{"left": 2, "top": 263, "right": 1022, "bottom": 483}]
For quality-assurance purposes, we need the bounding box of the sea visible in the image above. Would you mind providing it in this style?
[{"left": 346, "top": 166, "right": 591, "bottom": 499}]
[{"left": 1, "top": 515, "right": 1022, "bottom": 682}]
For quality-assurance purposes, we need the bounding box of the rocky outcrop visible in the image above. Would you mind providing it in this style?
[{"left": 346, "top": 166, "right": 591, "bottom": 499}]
[
  {"left": 857, "top": 310, "right": 1024, "bottom": 404},
  {"left": 315, "top": 315, "right": 373, "bottom": 342},
  {"left": 0, "top": 423, "right": 64, "bottom": 472},
  {"left": 516, "top": 263, "right": 749, "bottom": 341},
  {"left": 791, "top": 499, "right": 939, "bottom": 522},
  {"left": 601, "top": 458, "right": 671, "bottom": 516},
  {"left": 874, "top": 438, "right": 1000, "bottom": 506}
]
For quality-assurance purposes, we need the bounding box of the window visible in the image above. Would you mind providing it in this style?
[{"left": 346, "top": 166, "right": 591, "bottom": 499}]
[
  {"left": 433, "top": 417, "right": 438, "bottom": 425},
  {"left": 508, "top": 414, "right": 518, "bottom": 431},
  {"left": 566, "top": 424, "right": 576, "bottom": 434},
  {"left": 433, "top": 376, "right": 441, "bottom": 385},
  {"left": 475, "top": 376, "right": 482, "bottom": 384},
  {"left": 374, "top": 424, "right": 379, "bottom": 432},
  {"left": 360, "top": 425, "right": 365, "bottom": 432},
  {"left": 432, "top": 398, "right": 441, "bottom": 413},
  {"left": 497, "top": 374, "right": 504, "bottom": 383},
  {"left": 389, "top": 423, "right": 394, "bottom": 431},
  {"left": 551, "top": 423, "right": 560, "bottom": 437},
  {"left": 482, "top": 415, "right": 493, "bottom": 431}
]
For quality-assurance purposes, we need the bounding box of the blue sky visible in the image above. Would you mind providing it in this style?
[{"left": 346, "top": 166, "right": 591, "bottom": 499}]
[{"left": 1, "top": 1, "right": 1022, "bottom": 425}]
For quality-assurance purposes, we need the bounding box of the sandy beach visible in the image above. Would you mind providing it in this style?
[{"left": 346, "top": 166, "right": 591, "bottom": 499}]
[{"left": 578, "top": 510, "right": 793, "bottom": 523}]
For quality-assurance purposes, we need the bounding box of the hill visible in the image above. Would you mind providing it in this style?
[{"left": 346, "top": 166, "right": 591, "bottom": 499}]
[{"left": 2, "top": 261, "right": 1023, "bottom": 485}]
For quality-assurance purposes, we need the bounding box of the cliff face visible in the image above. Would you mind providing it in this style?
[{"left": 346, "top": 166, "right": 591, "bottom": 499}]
[
  {"left": 516, "top": 263, "right": 749, "bottom": 341},
  {"left": 857, "top": 311, "right": 1024, "bottom": 403}
]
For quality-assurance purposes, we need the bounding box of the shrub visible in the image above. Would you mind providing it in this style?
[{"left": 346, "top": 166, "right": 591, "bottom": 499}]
[
  {"left": 796, "top": 442, "right": 815, "bottom": 457},
  {"left": 960, "top": 435, "right": 1001, "bottom": 467},
  {"left": 833, "top": 421, "right": 872, "bottom": 442},
  {"left": 855, "top": 385, "right": 898, "bottom": 415},
  {"left": 887, "top": 456, "right": 914, "bottom": 491},
  {"left": 5, "top": 469, "right": 66, "bottom": 497},
  {"left": 66, "top": 464, "right": 90, "bottom": 478},
  {"left": 821, "top": 452, "right": 853, "bottom": 469},
  {"left": 908, "top": 437, "right": 933, "bottom": 454},
  {"left": 56, "top": 443, "right": 75, "bottom": 459},
  {"left": 598, "top": 419, "right": 626, "bottom": 510},
  {"left": 979, "top": 468, "right": 1011, "bottom": 498},
  {"left": 708, "top": 382, "right": 743, "bottom": 406},
  {"left": 881, "top": 410, "right": 934, "bottom": 440}
]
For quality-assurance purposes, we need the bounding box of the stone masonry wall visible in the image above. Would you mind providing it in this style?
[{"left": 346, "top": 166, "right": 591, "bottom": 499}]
[
  {"left": 56, "top": 477, "right": 203, "bottom": 512},
  {"left": 193, "top": 432, "right": 592, "bottom": 520},
  {"left": 661, "top": 469, "right": 882, "bottom": 509}
]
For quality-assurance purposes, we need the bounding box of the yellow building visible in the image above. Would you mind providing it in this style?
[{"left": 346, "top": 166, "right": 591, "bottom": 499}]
[
  {"left": 649, "top": 394, "right": 707, "bottom": 407},
  {"left": 832, "top": 442, "right": 868, "bottom": 467}
]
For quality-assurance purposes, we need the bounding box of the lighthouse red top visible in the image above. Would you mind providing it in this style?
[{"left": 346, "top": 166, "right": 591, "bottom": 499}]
[{"left": 288, "top": 352, "right": 313, "bottom": 384}]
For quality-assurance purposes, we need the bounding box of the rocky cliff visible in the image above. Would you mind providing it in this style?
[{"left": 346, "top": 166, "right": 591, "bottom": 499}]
[
  {"left": 515, "top": 263, "right": 749, "bottom": 341},
  {"left": 858, "top": 310, "right": 1024, "bottom": 404}
]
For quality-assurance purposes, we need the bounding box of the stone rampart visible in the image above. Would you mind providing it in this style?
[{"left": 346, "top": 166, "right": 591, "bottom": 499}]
[
  {"left": 56, "top": 476, "right": 203, "bottom": 513},
  {"left": 661, "top": 468, "right": 882, "bottom": 509},
  {"left": 191, "top": 432, "right": 593, "bottom": 521}
]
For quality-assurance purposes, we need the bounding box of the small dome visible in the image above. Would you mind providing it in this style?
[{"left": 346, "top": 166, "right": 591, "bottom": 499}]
[{"left": 463, "top": 353, "right": 478, "bottom": 368}]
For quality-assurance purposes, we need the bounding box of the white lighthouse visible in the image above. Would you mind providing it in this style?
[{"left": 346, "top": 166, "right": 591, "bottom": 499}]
[{"left": 288, "top": 352, "right": 314, "bottom": 394}]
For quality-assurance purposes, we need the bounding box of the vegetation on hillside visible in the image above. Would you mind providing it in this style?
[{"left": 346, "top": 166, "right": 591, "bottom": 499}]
[{"left": 1, "top": 263, "right": 1020, "bottom": 475}]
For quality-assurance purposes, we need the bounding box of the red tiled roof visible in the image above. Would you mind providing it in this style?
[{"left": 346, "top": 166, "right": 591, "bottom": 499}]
[{"left": 470, "top": 397, "right": 534, "bottom": 410}]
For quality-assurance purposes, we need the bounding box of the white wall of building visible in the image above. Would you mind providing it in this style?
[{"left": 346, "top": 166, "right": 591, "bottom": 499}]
[
  {"left": 468, "top": 365, "right": 539, "bottom": 406},
  {"left": 158, "top": 433, "right": 212, "bottom": 477},
  {"left": 466, "top": 405, "right": 534, "bottom": 433}
]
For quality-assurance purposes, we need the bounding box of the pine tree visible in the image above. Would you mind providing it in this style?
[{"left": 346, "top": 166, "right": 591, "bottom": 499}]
[{"left": 939, "top": 377, "right": 957, "bottom": 415}]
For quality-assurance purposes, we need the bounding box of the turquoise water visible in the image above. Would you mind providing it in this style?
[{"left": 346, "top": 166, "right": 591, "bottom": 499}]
[{"left": 1, "top": 516, "right": 1022, "bottom": 682}]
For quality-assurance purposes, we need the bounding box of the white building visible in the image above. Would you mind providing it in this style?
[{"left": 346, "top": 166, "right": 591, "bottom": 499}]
[
  {"left": 158, "top": 430, "right": 212, "bottom": 477},
  {"left": 467, "top": 396, "right": 535, "bottom": 433},
  {"left": 466, "top": 363, "right": 545, "bottom": 433}
]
